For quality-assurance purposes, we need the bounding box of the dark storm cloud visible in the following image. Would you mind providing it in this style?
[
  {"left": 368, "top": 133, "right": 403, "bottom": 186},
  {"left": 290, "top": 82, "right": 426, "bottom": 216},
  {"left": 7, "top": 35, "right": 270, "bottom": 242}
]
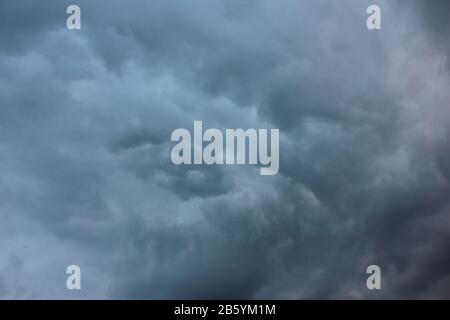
[
  {"left": 0, "top": 0, "right": 449, "bottom": 299},
  {"left": 0, "top": 0, "right": 66, "bottom": 54},
  {"left": 406, "top": 0, "right": 450, "bottom": 72},
  {"left": 412, "top": 0, "right": 450, "bottom": 37}
]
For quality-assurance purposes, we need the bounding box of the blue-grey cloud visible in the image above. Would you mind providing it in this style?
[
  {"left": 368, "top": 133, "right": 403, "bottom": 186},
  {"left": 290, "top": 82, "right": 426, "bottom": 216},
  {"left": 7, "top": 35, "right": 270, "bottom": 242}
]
[{"left": 0, "top": 0, "right": 449, "bottom": 299}]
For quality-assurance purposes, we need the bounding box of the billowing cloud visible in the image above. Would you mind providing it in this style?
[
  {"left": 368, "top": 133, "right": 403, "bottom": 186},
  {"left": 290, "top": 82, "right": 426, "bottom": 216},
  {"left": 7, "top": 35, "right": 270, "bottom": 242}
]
[{"left": 0, "top": 0, "right": 449, "bottom": 299}]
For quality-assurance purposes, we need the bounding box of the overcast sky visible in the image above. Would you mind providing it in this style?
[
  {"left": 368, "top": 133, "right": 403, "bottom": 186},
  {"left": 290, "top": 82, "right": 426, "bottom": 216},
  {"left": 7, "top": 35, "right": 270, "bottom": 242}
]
[{"left": 1, "top": 0, "right": 450, "bottom": 299}]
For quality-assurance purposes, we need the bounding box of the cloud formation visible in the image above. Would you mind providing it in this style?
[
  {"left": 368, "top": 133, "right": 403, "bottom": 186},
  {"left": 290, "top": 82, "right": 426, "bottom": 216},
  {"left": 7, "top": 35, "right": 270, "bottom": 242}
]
[{"left": 0, "top": 0, "right": 449, "bottom": 299}]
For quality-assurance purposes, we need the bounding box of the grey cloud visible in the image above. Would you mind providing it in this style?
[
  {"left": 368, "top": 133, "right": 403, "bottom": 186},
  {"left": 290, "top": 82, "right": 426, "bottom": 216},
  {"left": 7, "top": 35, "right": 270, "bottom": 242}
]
[{"left": 0, "top": 0, "right": 449, "bottom": 299}]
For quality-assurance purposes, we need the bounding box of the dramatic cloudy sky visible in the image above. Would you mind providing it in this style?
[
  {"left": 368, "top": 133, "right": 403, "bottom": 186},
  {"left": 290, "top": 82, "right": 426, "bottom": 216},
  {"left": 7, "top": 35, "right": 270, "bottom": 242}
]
[{"left": 0, "top": 0, "right": 449, "bottom": 299}]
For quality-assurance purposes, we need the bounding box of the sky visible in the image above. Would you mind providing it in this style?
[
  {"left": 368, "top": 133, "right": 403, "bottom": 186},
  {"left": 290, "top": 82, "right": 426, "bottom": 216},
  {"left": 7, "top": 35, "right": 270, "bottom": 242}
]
[{"left": 0, "top": 0, "right": 450, "bottom": 299}]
